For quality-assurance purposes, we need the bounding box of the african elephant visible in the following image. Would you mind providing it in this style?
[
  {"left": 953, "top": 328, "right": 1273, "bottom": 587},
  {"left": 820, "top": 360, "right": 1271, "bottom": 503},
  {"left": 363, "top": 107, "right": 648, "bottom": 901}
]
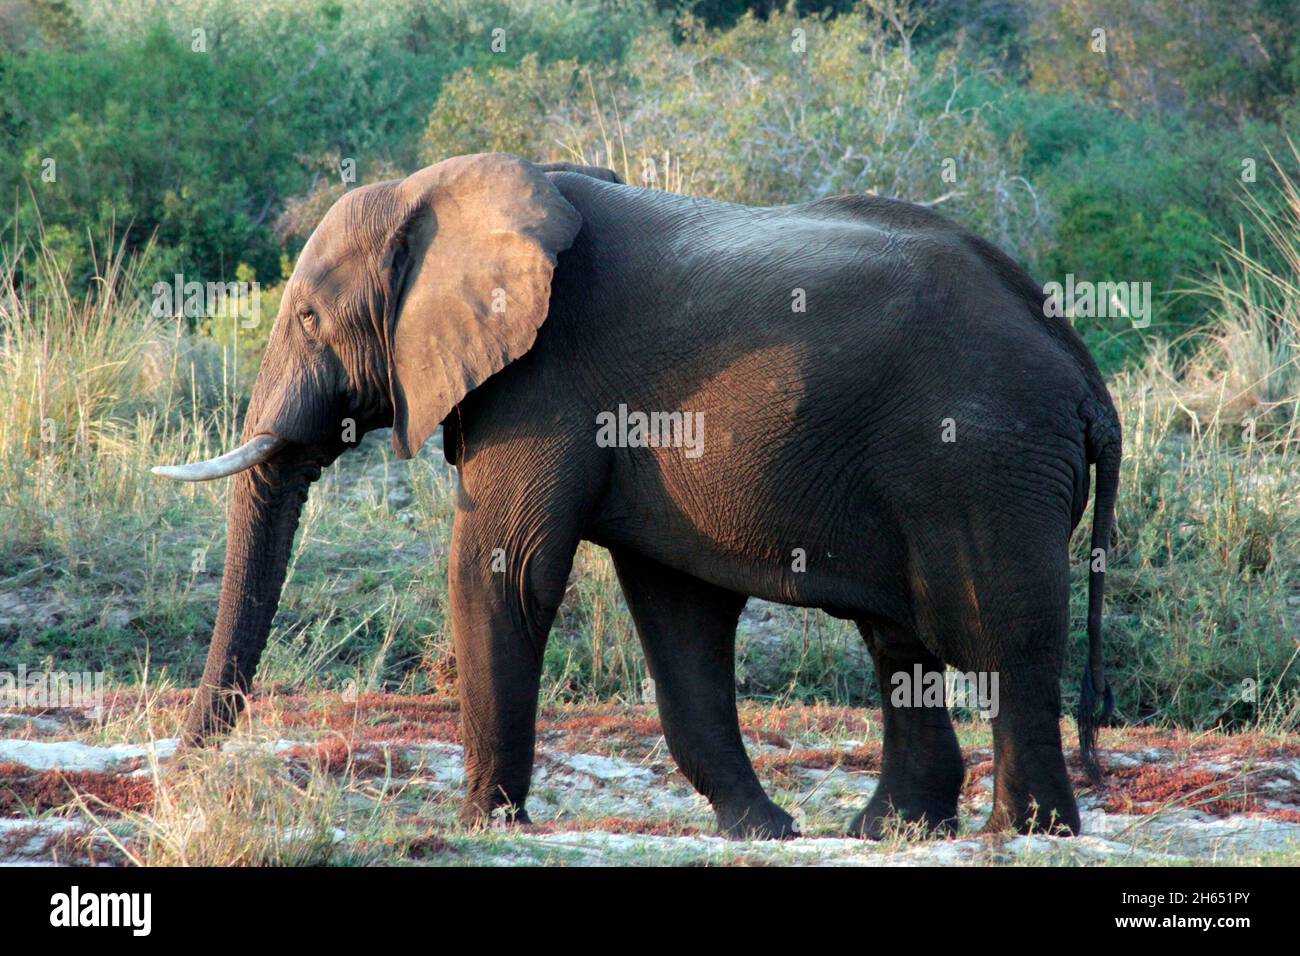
[{"left": 155, "top": 153, "right": 1120, "bottom": 839}]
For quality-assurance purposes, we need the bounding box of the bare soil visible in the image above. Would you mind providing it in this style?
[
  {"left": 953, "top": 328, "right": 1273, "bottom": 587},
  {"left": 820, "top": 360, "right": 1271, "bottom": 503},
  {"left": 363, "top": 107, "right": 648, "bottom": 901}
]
[{"left": 1, "top": 694, "right": 1297, "bottom": 866}]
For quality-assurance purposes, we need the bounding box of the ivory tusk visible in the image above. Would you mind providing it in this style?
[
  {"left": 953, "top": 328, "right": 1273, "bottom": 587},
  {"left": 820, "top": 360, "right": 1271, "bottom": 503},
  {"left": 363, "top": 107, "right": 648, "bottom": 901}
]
[{"left": 151, "top": 434, "right": 286, "bottom": 481}]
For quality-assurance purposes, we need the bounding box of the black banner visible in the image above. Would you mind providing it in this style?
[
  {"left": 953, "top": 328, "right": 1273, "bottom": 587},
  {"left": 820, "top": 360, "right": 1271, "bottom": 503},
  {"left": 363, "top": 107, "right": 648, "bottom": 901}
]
[{"left": 0, "top": 865, "right": 1282, "bottom": 941}]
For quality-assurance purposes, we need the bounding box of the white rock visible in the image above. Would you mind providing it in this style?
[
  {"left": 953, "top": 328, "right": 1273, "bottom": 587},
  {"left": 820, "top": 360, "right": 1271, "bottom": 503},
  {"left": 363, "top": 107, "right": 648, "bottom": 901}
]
[{"left": 0, "top": 738, "right": 177, "bottom": 772}]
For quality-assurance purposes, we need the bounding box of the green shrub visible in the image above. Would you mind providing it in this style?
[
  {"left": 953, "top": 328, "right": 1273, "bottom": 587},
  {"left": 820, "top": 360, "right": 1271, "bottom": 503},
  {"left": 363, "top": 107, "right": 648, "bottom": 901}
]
[
  {"left": 0, "top": 0, "right": 655, "bottom": 290},
  {"left": 425, "top": 6, "right": 1050, "bottom": 263}
]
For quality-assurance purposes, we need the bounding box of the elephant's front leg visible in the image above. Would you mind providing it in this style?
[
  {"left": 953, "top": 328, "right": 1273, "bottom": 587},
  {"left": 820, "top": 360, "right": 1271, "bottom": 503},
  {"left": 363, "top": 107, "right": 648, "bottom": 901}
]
[
  {"left": 450, "top": 500, "right": 580, "bottom": 828},
  {"left": 611, "top": 549, "right": 797, "bottom": 839}
]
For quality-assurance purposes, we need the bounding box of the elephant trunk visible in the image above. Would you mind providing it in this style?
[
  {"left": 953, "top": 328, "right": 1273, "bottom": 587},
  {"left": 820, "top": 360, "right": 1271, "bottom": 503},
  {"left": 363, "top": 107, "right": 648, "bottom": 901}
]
[{"left": 181, "top": 460, "right": 319, "bottom": 745}]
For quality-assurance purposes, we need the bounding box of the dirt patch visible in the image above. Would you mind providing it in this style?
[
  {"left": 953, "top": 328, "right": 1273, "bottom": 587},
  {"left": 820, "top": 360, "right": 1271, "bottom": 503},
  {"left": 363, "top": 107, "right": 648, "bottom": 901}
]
[{"left": 1, "top": 698, "right": 1296, "bottom": 866}]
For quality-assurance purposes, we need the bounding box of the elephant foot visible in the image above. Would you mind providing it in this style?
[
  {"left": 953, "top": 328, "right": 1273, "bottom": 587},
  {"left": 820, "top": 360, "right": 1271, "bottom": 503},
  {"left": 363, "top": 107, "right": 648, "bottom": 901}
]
[
  {"left": 715, "top": 799, "right": 799, "bottom": 840},
  {"left": 848, "top": 793, "right": 959, "bottom": 841},
  {"left": 983, "top": 740, "right": 1081, "bottom": 836},
  {"left": 981, "top": 799, "right": 1079, "bottom": 837},
  {"left": 459, "top": 800, "right": 531, "bottom": 831}
]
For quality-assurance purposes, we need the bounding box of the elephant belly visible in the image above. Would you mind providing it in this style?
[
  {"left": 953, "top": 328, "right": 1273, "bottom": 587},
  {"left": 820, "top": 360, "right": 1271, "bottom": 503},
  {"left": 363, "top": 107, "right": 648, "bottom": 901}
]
[
  {"left": 586, "top": 379, "right": 913, "bottom": 623},
  {"left": 582, "top": 343, "right": 1085, "bottom": 629}
]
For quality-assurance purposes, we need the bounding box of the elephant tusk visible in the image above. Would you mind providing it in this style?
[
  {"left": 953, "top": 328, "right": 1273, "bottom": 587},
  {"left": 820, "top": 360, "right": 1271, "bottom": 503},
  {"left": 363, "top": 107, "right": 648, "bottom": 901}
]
[{"left": 152, "top": 434, "right": 287, "bottom": 481}]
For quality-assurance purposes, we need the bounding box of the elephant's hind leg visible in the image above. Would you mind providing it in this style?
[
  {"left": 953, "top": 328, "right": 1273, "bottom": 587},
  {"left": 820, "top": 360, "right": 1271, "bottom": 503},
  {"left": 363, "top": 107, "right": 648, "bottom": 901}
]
[
  {"left": 610, "top": 549, "right": 797, "bottom": 840},
  {"left": 911, "top": 537, "right": 1080, "bottom": 837},
  {"left": 982, "top": 661, "right": 1080, "bottom": 836},
  {"left": 969, "top": 555, "right": 1079, "bottom": 834},
  {"left": 850, "top": 624, "right": 965, "bottom": 839}
]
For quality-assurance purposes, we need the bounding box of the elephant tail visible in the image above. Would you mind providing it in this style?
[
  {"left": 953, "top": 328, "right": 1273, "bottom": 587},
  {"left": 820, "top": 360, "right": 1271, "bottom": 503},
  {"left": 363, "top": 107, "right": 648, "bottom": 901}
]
[{"left": 1078, "top": 398, "right": 1120, "bottom": 783}]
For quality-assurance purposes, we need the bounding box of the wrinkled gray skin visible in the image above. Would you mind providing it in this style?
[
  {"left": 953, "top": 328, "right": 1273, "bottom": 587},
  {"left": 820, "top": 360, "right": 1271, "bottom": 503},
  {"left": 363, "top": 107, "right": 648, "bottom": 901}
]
[{"left": 161, "top": 153, "right": 1120, "bottom": 840}]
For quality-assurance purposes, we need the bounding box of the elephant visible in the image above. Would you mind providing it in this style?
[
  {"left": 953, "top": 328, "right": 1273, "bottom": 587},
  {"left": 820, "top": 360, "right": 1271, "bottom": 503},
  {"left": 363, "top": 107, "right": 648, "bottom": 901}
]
[{"left": 155, "top": 152, "right": 1121, "bottom": 840}]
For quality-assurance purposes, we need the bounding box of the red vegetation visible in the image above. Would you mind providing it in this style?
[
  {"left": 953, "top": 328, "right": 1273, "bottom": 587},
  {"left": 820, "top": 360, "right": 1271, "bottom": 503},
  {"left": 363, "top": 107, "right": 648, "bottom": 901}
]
[
  {"left": 530, "top": 817, "right": 705, "bottom": 837},
  {"left": 963, "top": 759, "right": 995, "bottom": 798},
  {"left": 738, "top": 703, "right": 876, "bottom": 741},
  {"left": 1101, "top": 765, "right": 1255, "bottom": 816},
  {"left": 272, "top": 693, "right": 463, "bottom": 744},
  {"left": 283, "top": 738, "right": 411, "bottom": 777},
  {"left": 0, "top": 764, "right": 154, "bottom": 816},
  {"left": 1090, "top": 725, "right": 1300, "bottom": 761},
  {"left": 361, "top": 829, "right": 458, "bottom": 859},
  {"left": 1095, "top": 758, "right": 1300, "bottom": 818},
  {"left": 0, "top": 824, "right": 127, "bottom": 866},
  {"left": 4, "top": 694, "right": 1298, "bottom": 852},
  {"left": 754, "top": 744, "right": 880, "bottom": 776}
]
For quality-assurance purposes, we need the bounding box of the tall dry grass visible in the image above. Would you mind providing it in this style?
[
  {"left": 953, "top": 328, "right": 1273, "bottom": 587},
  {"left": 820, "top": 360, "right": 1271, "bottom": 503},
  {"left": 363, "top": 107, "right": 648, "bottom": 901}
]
[
  {"left": 1085, "top": 151, "right": 1300, "bottom": 733},
  {"left": 0, "top": 231, "right": 258, "bottom": 691},
  {"left": 0, "top": 235, "right": 243, "bottom": 545}
]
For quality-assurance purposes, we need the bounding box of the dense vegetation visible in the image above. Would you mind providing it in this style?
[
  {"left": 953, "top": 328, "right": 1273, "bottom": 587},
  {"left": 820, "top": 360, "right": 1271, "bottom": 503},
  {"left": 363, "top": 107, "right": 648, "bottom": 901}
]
[
  {"left": 5, "top": 0, "right": 1297, "bottom": 361},
  {"left": 0, "top": 0, "right": 1296, "bottom": 732}
]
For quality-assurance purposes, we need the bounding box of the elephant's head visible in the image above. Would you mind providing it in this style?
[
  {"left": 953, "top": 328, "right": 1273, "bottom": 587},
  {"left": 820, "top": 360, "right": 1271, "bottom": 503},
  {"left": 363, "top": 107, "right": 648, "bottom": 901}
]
[{"left": 154, "top": 153, "right": 581, "bottom": 742}]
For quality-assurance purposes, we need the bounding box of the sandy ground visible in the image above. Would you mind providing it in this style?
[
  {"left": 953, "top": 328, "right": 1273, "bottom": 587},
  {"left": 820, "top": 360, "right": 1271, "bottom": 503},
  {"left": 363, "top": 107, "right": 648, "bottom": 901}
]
[{"left": 1, "top": 696, "right": 1297, "bottom": 866}]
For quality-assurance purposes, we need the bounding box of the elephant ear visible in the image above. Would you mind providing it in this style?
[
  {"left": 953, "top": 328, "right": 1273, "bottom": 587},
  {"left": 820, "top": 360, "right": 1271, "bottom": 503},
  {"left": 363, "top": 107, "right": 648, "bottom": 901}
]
[{"left": 384, "top": 153, "right": 582, "bottom": 459}]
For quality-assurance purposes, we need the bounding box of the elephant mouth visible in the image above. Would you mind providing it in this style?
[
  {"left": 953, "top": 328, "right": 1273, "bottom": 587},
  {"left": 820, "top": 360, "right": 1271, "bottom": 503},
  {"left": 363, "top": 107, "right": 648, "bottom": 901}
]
[{"left": 152, "top": 433, "right": 287, "bottom": 482}]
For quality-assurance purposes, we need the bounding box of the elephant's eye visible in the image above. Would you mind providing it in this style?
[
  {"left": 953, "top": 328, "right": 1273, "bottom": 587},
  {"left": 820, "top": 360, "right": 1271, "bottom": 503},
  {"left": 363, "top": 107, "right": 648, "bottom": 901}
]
[{"left": 298, "top": 307, "right": 319, "bottom": 336}]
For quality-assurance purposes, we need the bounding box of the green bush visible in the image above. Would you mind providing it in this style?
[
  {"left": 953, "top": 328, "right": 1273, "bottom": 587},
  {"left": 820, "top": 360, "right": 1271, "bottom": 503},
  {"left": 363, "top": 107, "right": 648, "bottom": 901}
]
[
  {"left": 425, "top": 7, "right": 1051, "bottom": 263},
  {"left": 0, "top": 0, "right": 655, "bottom": 290}
]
